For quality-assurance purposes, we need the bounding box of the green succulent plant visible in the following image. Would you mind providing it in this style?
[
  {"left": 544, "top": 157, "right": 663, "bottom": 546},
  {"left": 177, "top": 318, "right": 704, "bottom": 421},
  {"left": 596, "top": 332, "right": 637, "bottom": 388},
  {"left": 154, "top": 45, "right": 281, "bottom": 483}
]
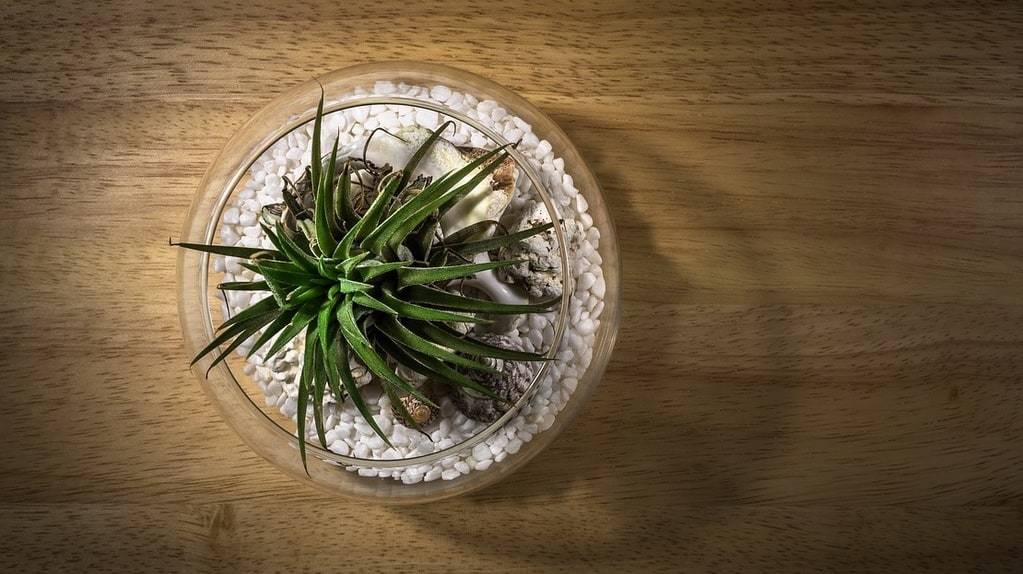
[{"left": 177, "top": 94, "right": 559, "bottom": 468}]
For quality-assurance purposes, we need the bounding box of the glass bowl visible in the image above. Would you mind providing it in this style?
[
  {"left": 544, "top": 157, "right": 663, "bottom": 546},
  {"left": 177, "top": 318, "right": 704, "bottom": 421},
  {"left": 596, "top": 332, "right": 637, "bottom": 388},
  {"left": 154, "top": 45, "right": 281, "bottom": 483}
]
[{"left": 177, "top": 62, "right": 621, "bottom": 503}]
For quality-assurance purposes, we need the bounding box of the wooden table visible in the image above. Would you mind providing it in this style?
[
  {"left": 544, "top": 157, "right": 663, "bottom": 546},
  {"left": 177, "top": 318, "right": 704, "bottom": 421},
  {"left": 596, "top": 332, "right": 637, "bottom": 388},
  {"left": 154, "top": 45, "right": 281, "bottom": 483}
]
[{"left": 2, "top": 1, "right": 1021, "bottom": 571}]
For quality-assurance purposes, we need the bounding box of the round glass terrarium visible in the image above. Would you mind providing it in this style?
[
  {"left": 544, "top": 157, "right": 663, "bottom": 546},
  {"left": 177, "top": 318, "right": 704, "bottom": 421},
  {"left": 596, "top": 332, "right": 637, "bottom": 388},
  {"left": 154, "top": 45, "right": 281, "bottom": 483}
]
[{"left": 177, "top": 62, "right": 620, "bottom": 502}]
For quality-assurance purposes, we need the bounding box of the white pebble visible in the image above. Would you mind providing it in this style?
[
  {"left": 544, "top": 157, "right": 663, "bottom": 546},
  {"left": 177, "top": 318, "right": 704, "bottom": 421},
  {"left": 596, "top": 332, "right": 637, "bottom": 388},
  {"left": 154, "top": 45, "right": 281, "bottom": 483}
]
[
  {"left": 506, "top": 438, "right": 523, "bottom": 454},
  {"left": 415, "top": 108, "right": 439, "bottom": 129},
  {"left": 430, "top": 85, "right": 452, "bottom": 102},
  {"left": 577, "top": 272, "right": 596, "bottom": 291},
  {"left": 223, "top": 207, "right": 240, "bottom": 224},
  {"left": 472, "top": 443, "right": 493, "bottom": 461},
  {"left": 441, "top": 468, "right": 461, "bottom": 481},
  {"left": 372, "top": 414, "right": 393, "bottom": 434},
  {"left": 535, "top": 139, "right": 553, "bottom": 158}
]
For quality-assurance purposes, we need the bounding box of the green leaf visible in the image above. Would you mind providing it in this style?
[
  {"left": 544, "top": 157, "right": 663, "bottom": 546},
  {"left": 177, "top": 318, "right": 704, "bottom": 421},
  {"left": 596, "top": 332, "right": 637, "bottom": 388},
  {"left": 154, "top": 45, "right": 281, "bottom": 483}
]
[
  {"left": 356, "top": 260, "right": 407, "bottom": 282},
  {"left": 435, "top": 150, "right": 511, "bottom": 218},
  {"left": 362, "top": 147, "right": 509, "bottom": 253},
  {"left": 314, "top": 134, "right": 340, "bottom": 255},
  {"left": 244, "top": 309, "right": 296, "bottom": 358},
  {"left": 218, "top": 294, "right": 278, "bottom": 332},
  {"left": 263, "top": 301, "right": 319, "bottom": 360},
  {"left": 352, "top": 292, "right": 398, "bottom": 315},
  {"left": 357, "top": 171, "right": 402, "bottom": 242},
  {"left": 316, "top": 298, "right": 338, "bottom": 363},
  {"left": 333, "top": 335, "right": 391, "bottom": 448},
  {"left": 284, "top": 285, "right": 325, "bottom": 309},
  {"left": 337, "top": 252, "right": 370, "bottom": 275},
  {"left": 411, "top": 321, "right": 551, "bottom": 362},
  {"left": 311, "top": 342, "right": 329, "bottom": 450},
  {"left": 316, "top": 257, "right": 339, "bottom": 280},
  {"left": 260, "top": 272, "right": 290, "bottom": 307},
  {"left": 376, "top": 316, "right": 498, "bottom": 373},
  {"left": 397, "top": 259, "right": 522, "bottom": 287},
  {"left": 404, "top": 285, "right": 561, "bottom": 315},
  {"left": 382, "top": 383, "right": 419, "bottom": 431},
  {"left": 173, "top": 242, "right": 282, "bottom": 260},
  {"left": 397, "top": 120, "right": 453, "bottom": 190},
  {"left": 309, "top": 91, "right": 324, "bottom": 193},
  {"left": 337, "top": 297, "right": 435, "bottom": 406},
  {"left": 391, "top": 153, "right": 505, "bottom": 251},
  {"left": 444, "top": 222, "right": 554, "bottom": 256},
  {"left": 297, "top": 324, "right": 317, "bottom": 471},
  {"left": 332, "top": 216, "right": 363, "bottom": 260},
  {"left": 282, "top": 178, "right": 306, "bottom": 221},
  {"left": 217, "top": 280, "right": 270, "bottom": 291},
  {"left": 338, "top": 278, "right": 373, "bottom": 293},
  {"left": 442, "top": 220, "right": 499, "bottom": 246},
  {"left": 321, "top": 329, "right": 345, "bottom": 404},
  {"left": 273, "top": 222, "right": 319, "bottom": 273},
  {"left": 400, "top": 344, "right": 505, "bottom": 401},
  {"left": 377, "top": 288, "right": 489, "bottom": 324},
  {"left": 334, "top": 161, "right": 358, "bottom": 228},
  {"left": 201, "top": 313, "right": 278, "bottom": 375},
  {"left": 243, "top": 260, "right": 326, "bottom": 288}
]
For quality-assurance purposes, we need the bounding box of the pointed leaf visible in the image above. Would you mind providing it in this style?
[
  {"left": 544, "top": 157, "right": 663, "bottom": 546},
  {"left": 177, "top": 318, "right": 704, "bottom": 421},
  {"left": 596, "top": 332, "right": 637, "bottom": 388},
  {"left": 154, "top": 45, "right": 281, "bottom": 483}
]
[
  {"left": 334, "top": 162, "right": 358, "bottom": 228},
  {"left": 273, "top": 222, "right": 319, "bottom": 273},
  {"left": 445, "top": 222, "right": 554, "bottom": 256},
  {"left": 309, "top": 91, "right": 324, "bottom": 193},
  {"left": 442, "top": 220, "right": 499, "bottom": 246},
  {"left": 311, "top": 342, "right": 329, "bottom": 449},
  {"left": 401, "top": 345, "right": 505, "bottom": 401},
  {"left": 357, "top": 171, "right": 402, "bottom": 242},
  {"left": 173, "top": 242, "right": 281, "bottom": 260},
  {"left": 356, "top": 260, "right": 407, "bottom": 282},
  {"left": 217, "top": 280, "right": 270, "bottom": 291},
  {"left": 397, "top": 259, "right": 523, "bottom": 287},
  {"left": 397, "top": 120, "right": 453, "bottom": 190},
  {"left": 263, "top": 301, "right": 319, "bottom": 360},
  {"left": 411, "top": 321, "right": 551, "bottom": 362},
  {"left": 376, "top": 316, "right": 498, "bottom": 373},
  {"left": 218, "top": 294, "right": 278, "bottom": 332},
  {"left": 314, "top": 134, "right": 340, "bottom": 255},
  {"left": 363, "top": 148, "right": 509, "bottom": 252},
  {"left": 245, "top": 309, "right": 296, "bottom": 358},
  {"left": 351, "top": 292, "right": 398, "bottom": 316},
  {"left": 337, "top": 251, "right": 370, "bottom": 275},
  {"left": 333, "top": 336, "right": 391, "bottom": 448},
  {"left": 194, "top": 310, "right": 277, "bottom": 370},
  {"left": 297, "top": 324, "right": 317, "bottom": 471},
  {"left": 377, "top": 288, "right": 488, "bottom": 323},
  {"left": 405, "top": 285, "right": 561, "bottom": 315},
  {"left": 338, "top": 278, "right": 373, "bottom": 293},
  {"left": 337, "top": 297, "right": 434, "bottom": 406}
]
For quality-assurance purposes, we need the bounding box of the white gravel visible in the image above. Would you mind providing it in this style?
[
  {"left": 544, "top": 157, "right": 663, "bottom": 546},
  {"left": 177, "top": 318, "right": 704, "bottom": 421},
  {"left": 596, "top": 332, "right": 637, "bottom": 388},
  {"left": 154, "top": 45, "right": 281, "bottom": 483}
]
[{"left": 215, "top": 80, "right": 606, "bottom": 483}]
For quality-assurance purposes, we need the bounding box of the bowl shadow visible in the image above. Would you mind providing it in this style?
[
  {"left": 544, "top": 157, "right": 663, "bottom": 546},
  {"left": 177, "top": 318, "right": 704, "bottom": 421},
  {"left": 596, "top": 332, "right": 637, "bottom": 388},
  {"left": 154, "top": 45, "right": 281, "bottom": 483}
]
[{"left": 390, "top": 108, "right": 798, "bottom": 563}]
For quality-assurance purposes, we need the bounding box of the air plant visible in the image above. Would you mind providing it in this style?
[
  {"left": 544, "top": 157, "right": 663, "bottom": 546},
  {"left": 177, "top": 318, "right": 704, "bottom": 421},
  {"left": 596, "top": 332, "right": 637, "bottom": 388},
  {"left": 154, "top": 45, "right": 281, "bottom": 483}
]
[{"left": 176, "top": 93, "right": 559, "bottom": 468}]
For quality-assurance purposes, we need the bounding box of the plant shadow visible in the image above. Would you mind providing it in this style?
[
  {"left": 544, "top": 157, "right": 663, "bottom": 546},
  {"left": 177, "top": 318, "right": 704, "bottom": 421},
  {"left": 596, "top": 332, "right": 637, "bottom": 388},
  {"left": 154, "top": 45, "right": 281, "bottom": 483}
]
[{"left": 389, "top": 108, "right": 797, "bottom": 564}]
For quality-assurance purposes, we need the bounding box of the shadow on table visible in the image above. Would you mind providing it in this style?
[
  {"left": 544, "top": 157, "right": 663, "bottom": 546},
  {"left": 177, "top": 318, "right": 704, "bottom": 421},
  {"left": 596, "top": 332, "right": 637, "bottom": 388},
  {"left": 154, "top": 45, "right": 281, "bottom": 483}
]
[{"left": 389, "top": 112, "right": 798, "bottom": 564}]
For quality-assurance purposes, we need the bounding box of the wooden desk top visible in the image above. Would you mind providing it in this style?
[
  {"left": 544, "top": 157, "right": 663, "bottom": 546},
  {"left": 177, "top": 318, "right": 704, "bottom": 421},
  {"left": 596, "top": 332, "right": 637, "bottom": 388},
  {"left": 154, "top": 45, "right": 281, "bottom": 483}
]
[{"left": 1, "top": 1, "right": 1021, "bottom": 571}]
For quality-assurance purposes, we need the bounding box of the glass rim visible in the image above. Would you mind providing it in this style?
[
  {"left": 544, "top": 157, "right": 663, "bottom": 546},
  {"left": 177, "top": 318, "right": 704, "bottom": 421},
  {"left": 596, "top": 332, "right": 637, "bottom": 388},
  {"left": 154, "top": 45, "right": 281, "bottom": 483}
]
[{"left": 194, "top": 94, "right": 573, "bottom": 469}]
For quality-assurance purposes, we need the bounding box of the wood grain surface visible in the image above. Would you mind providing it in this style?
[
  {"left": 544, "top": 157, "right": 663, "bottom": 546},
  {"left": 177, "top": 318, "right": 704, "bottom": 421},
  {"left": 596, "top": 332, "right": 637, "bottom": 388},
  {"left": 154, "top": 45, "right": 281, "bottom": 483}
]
[{"left": 2, "top": 0, "right": 1022, "bottom": 572}]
